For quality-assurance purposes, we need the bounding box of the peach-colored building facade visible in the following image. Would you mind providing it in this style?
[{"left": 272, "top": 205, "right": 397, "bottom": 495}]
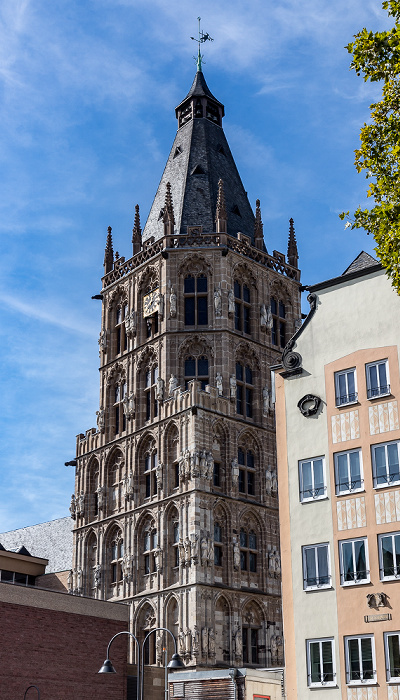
[{"left": 274, "top": 253, "right": 400, "bottom": 699}]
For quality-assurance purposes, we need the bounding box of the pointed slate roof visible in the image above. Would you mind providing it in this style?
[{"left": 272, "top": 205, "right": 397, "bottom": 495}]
[
  {"left": 342, "top": 251, "right": 378, "bottom": 276},
  {"left": 143, "top": 71, "right": 257, "bottom": 244}
]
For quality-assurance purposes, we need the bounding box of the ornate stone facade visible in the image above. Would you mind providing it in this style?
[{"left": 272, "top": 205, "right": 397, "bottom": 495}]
[{"left": 71, "top": 67, "right": 301, "bottom": 674}]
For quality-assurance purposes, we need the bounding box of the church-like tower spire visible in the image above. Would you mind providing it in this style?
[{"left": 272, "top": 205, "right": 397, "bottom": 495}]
[
  {"left": 215, "top": 178, "right": 227, "bottom": 233},
  {"left": 103, "top": 226, "right": 114, "bottom": 273},
  {"left": 254, "top": 199, "right": 264, "bottom": 251},
  {"left": 287, "top": 217, "right": 299, "bottom": 268},
  {"left": 163, "top": 182, "right": 175, "bottom": 236},
  {"left": 132, "top": 204, "right": 142, "bottom": 255}
]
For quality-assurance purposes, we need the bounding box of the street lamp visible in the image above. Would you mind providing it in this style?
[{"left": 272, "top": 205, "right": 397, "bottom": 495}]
[
  {"left": 98, "top": 626, "right": 184, "bottom": 700},
  {"left": 23, "top": 687, "right": 40, "bottom": 700},
  {"left": 98, "top": 630, "right": 140, "bottom": 700}
]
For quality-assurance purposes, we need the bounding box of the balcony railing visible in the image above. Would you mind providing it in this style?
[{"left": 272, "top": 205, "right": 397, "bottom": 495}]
[
  {"left": 342, "top": 569, "right": 370, "bottom": 584},
  {"left": 347, "top": 669, "right": 376, "bottom": 683},
  {"left": 300, "top": 486, "right": 327, "bottom": 500},
  {"left": 308, "top": 672, "right": 336, "bottom": 686},
  {"left": 380, "top": 565, "right": 400, "bottom": 578},
  {"left": 335, "top": 392, "right": 358, "bottom": 407},
  {"left": 304, "top": 574, "right": 331, "bottom": 589},
  {"left": 367, "top": 384, "right": 390, "bottom": 399},
  {"left": 373, "top": 471, "right": 400, "bottom": 487},
  {"left": 336, "top": 478, "right": 364, "bottom": 494}
]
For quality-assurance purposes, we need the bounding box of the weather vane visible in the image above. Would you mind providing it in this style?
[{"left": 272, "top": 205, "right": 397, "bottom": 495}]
[{"left": 191, "top": 17, "right": 213, "bottom": 72}]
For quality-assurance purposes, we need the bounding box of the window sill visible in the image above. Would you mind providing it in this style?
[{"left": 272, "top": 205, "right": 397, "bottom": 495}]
[
  {"left": 374, "top": 481, "right": 400, "bottom": 490},
  {"left": 368, "top": 392, "right": 392, "bottom": 402},
  {"left": 305, "top": 586, "right": 334, "bottom": 593},
  {"left": 308, "top": 684, "right": 338, "bottom": 690},
  {"left": 347, "top": 681, "right": 377, "bottom": 687},
  {"left": 335, "top": 400, "right": 360, "bottom": 409},
  {"left": 336, "top": 489, "right": 365, "bottom": 497},
  {"left": 341, "top": 580, "right": 370, "bottom": 587},
  {"left": 300, "top": 496, "right": 329, "bottom": 504}
]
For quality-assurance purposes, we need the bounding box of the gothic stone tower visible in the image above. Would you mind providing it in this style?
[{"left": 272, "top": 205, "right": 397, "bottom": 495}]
[{"left": 71, "top": 68, "right": 301, "bottom": 678}]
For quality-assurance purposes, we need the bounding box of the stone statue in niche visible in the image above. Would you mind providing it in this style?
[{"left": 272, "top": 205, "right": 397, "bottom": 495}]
[
  {"left": 98, "top": 329, "right": 107, "bottom": 353},
  {"left": 179, "top": 452, "right": 186, "bottom": 481},
  {"left": 178, "top": 539, "right": 185, "bottom": 566},
  {"left": 185, "top": 628, "right": 192, "bottom": 658},
  {"left": 266, "top": 305, "right": 273, "bottom": 329},
  {"left": 179, "top": 629, "right": 186, "bottom": 655},
  {"left": 184, "top": 537, "right": 191, "bottom": 566},
  {"left": 96, "top": 407, "right": 105, "bottom": 433},
  {"left": 156, "top": 462, "right": 163, "bottom": 491},
  {"left": 214, "top": 283, "right": 222, "bottom": 317},
  {"left": 77, "top": 491, "right": 85, "bottom": 515},
  {"left": 169, "top": 374, "right": 178, "bottom": 396},
  {"left": 69, "top": 494, "right": 76, "bottom": 519},
  {"left": 192, "top": 626, "right": 200, "bottom": 656},
  {"left": 208, "top": 628, "right": 215, "bottom": 657},
  {"left": 67, "top": 569, "right": 73, "bottom": 593},
  {"left": 122, "top": 472, "right": 134, "bottom": 499},
  {"left": 184, "top": 449, "right": 191, "bottom": 480},
  {"left": 228, "top": 287, "right": 235, "bottom": 315},
  {"left": 191, "top": 450, "right": 200, "bottom": 478},
  {"left": 229, "top": 375, "right": 237, "bottom": 400},
  {"left": 154, "top": 546, "right": 163, "bottom": 572},
  {"left": 156, "top": 634, "right": 163, "bottom": 664},
  {"left": 200, "top": 536, "right": 211, "bottom": 566},
  {"left": 124, "top": 310, "right": 137, "bottom": 336},
  {"left": 96, "top": 484, "right": 106, "bottom": 508},
  {"left": 123, "top": 393, "right": 135, "bottom": 419},
  {"left": 156, "top": 376, "right": 164, "bottom": 401},
  {"left": 260, "top": 304, "right": 268, "bottom": 328},
  {"left": 233, "top": 539, "right": 240, "bottom": 571},
  {"left": 201, "top": 627, "right": 209, "bottom": 656},
  {"left": 190, "top": 534, "right": 199, "bottom": 564},
  {"left": 94, "top": 565, "right": 102, "bottom": 588},
  {"left": 158, "top": 293, "right": 164, "bottom": 319},
  {"left": 233, "top": 624, "right": 242, "bottom": 658},
  {"left": 262, "top": 386, "right": 270, "bottom": 416},
  {"left": 200, "top": 450, "right": 207, "bottom": 476},
  {"left": 76, "top": 567, "right": 83, "bottom": 593},
  {"left": 231, "top": 458, "right": 239, "bottom": 487},
  {"left": 216, "top": 372, "right": 223, "bottom": 395},
  {"left": 122, "top": 553, "right": 133, "bottom": 582},
  {"left": 206, "top": 452, "right": 214, "bottom": 479},
  {"left": 271, "top": 469, "right": 278, "bottom": 495},
  {"left": 265, "top": 467, "right": 273, "bottom": 495},
  {"left": 169, "top": 285, "right": 177, "bottom": 317}
]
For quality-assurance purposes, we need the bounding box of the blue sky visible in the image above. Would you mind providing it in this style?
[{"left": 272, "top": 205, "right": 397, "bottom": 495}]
[{"left": 0, "top": 0, "right": 390, "bottom": 532}]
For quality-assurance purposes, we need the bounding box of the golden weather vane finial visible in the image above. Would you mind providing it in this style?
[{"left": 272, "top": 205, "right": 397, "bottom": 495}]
[{"left": 190, "top": 17, "right": 213, "bottom": 72}]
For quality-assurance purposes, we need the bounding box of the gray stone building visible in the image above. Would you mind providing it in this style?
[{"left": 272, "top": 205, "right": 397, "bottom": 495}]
[{"left": 71, "top": 66, "right": 301, "bottom": 687}]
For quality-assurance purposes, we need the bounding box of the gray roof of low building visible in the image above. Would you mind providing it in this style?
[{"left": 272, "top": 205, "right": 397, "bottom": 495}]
[
  {"left": 0, "top": 517, "right": 72, "bottom": 573},
  {"left": 342, "top": 250, "right": 378, "bottom": 275}
]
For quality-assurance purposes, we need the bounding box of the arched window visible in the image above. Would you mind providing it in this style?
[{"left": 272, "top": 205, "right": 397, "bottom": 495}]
[
  {"left": 240, "top": 529, "right": 257, "bottom": 572},
  {"left": 215, "top": 597, "right": 230, "bottom": 663},
  {"left": 184, "top": 355, "right": 209, "bottom": 389},
  {"left": 173, "top": 520, "right": 180, "bottom": 568},
  {"left": 165, "top": 425, "right": 179, "bottom": 492},
  {"left": 270, "top": 296, "right": 286, "bottom": 348},
  {"left": 145, "top": 365, "right": 158, "bottom": 422},
  {"left": 87, "top": 533, "right": 97, "bottom": 593},
  {"left": 234, "top": 281, "right": 251, "bottom": 335},
  {"left": 143, "top": 527, "right": 158, "bottom": 575},
  {"left": 115, "top": 302, "right": 128, "bottom": 355},
  {"left": 184, "top": 274, "right": 208, "bottom": 326},
  {"left": 108, "top": 453, "right": 123, "bottom": 513},
  {"left": 238, "top": 448, "right": 255, "bottom": 496},
  {"left": 144, "top": 449, "right": 158, "bottom": 499},
  {"left": 242, "top": 604, "right": 263, "bottom": 665},
  {"left": 214, "top": 522, "right": 223, "bottom": 567},
  {"left": 111, "top": 536, "right": 124, "bottom": 584},
  {"left": 114, "top": 379, "right": 127, "bottom": 435},
  {"left": 236, "top": 363, "right": 253, "bottom": 418}
]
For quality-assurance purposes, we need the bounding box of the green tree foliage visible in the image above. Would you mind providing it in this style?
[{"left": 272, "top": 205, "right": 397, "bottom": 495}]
[{"left": 340, "top": 0, "right": 400, "bottom": 291}]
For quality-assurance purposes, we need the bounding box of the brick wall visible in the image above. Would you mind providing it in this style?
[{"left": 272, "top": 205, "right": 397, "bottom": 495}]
[{"left": 0, "top": 585, "right": 128, "bottom": 700}]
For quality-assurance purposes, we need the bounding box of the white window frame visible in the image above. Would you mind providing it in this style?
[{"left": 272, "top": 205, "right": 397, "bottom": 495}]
[
  {"left": 299, "top": 456, "right": 327, "bottom": 503},
  {"left": 306, "top": 637, "right": 336, "bottom": 688},
  {"left": 345, "top": 634, "right": 376, "bottom": 685},
  {"left": 339, "top": 537, "right": 370, "bottom": 586},
  {"left": 335, "top": 368, "right": 358, "bottom": 407},
  {"left": 378, "top": 531, "right": 400, "bottom": 580},
  {"left": 384, "top": 631, "right": 400, "bottom": 682},
  {"left": 334, "top": 448, "right": 364, "bottom": 495},
  {"left": 366, "top": 359, "right": 390, "bottom": 399},
  {"left": 371, "top": 440, "right": 400, "bottom": 488},
  {"left": 302, "top": 543, "right": 331, "bottom": 590}
]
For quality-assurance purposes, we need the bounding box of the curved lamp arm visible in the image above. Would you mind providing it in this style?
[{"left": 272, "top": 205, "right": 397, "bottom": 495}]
[
  {"left": 99, "top": 630, "right": 140, "bottom": 700},
  {"left": 141, "top": 627, "right": 181, "bottom": 700},
  {"left": 24, "top": 686, "right": 40, "bottom": 700}
]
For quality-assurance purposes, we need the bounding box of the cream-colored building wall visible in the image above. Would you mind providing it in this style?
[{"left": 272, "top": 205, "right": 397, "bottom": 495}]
[{"left": 277, "top": 267, "right": 400, "bottom": 699}]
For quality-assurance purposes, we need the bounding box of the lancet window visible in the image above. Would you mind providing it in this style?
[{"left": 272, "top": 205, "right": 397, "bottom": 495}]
[
  {"left": 270, "top": 296, "right": 286, "bottom": 348},
  {"left": 238, "top": 448, "right": 256, "bottom": 497},
  {"left": 234, "top": 281, "right": 251, "bottom": 335},
  {"left": 184, "top": 274, "right": 208, "bottom": 326},
  {"left": 236, "top": 363, "right": 253, "bottom": 418},
  {"left": 184, "top": 355, "right": 209, "bottom": 390}
]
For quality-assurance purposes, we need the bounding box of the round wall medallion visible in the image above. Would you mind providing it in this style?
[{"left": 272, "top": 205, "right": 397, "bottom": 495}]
[{"left": 297, "top": 394, "right": 321, "bottom": 417}]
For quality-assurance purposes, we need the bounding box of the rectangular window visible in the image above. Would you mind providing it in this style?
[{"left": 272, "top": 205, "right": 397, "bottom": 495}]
[
  {"left": 299, "top": 457, "right": 326, "bottom": 502},
  {"left": 335, "top": 368, "right": 357, "bottom": 406},
  {"left": 307, "top": 638, "right": 335, "bottom": 687},
  {"left": 366, "top": 359, "right": 390, "bottom": 399},
  {"left": 345, "top": 635, "right": 375, "bottom": 684},
  {"left": 303, "top": 544, "right": 330, "bottom": 590},
  {"left": 335, "top": 449, "right": 363, "bottom": 494},
  {"left": 385, "top": 632, "right": 400, "bottom": 682},
  {"left": 372, "top": 440, "right": 400, "bottom": 487},
  {"left": 340, "top": 537, "right": 369, "bottom": 585},
  {"left": 378, "top": 531, "right": 400, "bottom": 579}
]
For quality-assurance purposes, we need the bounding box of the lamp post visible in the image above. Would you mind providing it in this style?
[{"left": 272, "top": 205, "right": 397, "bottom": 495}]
[
  {"left": 98, "top": 626, "right": 184, "bottom": 700},
  {"left": 98, "top": 630, "right": 140, "bottom": 700},
  {"left": 23, "top": 687, "right": 40, "bottom": 700}
]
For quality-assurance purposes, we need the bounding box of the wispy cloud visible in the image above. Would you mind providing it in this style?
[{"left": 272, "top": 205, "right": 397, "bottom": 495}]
[{"left": 0, "top": 293, "right": 97, "bottom": 336}]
